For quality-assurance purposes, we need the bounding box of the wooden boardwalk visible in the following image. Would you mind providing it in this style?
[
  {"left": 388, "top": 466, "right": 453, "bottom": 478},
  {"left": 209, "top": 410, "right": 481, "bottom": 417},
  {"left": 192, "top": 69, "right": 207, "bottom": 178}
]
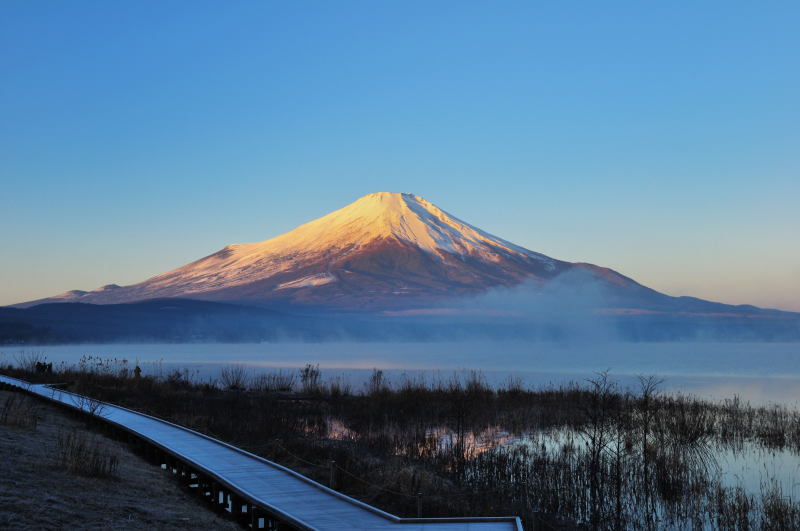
[{"left": 0, "top": 374, "right": 522, "bottom": 530}]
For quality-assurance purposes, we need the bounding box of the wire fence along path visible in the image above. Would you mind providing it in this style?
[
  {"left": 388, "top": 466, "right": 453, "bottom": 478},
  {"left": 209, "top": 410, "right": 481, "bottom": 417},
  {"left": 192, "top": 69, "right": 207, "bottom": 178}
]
[{"left": 0, "top": 374, "right": 522, "bottom": 531}]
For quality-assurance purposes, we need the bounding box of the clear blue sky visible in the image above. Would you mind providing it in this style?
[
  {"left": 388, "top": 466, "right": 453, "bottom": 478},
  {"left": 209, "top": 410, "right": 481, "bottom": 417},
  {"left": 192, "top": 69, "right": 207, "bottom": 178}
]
[{"left": 1, "top": 1, "right": 798, "bottom": 310}]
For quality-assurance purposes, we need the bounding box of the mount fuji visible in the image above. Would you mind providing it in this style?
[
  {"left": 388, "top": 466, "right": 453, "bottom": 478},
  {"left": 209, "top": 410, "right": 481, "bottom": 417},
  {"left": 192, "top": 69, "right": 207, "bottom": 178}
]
[
  {"left": 19, "top": 192, "right": 647, "bottom": 310},
  {"left": 8, "top": 192, "right": 799, "bottom": 343}
]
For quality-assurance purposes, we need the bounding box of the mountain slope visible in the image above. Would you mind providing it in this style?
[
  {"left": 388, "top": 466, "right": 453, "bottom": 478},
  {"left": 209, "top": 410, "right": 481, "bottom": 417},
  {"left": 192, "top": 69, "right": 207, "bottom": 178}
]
[
  {"left": 22, "top": 192, "right": 637, "bottom": 309},
  {"left": 9, "top": 192, "right": 800, "bottom": 341}
]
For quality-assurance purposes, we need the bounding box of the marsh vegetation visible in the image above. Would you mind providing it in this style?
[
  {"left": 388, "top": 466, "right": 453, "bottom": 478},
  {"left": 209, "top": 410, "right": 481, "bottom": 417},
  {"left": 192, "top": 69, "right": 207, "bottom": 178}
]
[{"left": 3, "top": 352, "right": 799, "bottom": 529}]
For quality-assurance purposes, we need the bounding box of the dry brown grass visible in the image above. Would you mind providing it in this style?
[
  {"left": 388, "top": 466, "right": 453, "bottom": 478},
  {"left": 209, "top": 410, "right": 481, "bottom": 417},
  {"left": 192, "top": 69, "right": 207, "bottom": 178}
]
[
  {"left": 0, "top": 394, "right": 39, "bottom": 430},
  {"left": 55, "top": 428, "right": 119, "bottom": 478},
  {"left": 0, "top": 389, "right": 239, "bottom": 530}
]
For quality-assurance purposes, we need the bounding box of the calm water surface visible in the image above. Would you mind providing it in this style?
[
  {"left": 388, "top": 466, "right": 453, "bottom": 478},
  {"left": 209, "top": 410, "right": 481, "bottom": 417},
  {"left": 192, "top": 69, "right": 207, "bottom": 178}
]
[{"left": 3, "top": 341, "right": 797, "bottom": 404}]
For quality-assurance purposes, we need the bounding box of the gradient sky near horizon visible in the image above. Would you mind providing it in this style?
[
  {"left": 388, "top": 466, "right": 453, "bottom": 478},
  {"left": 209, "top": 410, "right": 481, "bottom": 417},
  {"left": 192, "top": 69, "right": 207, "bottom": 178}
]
[{"left": 1, "top": 2, "right": 799, "bottom": 311}]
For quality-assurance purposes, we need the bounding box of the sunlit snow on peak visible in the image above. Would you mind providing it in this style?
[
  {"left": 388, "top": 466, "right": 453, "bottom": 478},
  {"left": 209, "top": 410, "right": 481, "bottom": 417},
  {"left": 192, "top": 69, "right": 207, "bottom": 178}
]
[
  {"left": 131, "top": 192, "right": 555, "bottom": 294},
  {"left": 28, "top": 192, "right": 562, "bottom": 306},
  {"left": 252, "top": 191, "right": 552, "bottom": 262}
]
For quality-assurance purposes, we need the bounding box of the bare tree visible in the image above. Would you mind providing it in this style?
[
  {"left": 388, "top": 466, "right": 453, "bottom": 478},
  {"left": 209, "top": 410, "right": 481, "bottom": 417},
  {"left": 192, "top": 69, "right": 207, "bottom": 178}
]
[
  {"left": 636, "top": 374, "right": 664, "bottom": 520},
  {"left": 578, "top": 370, "right": 618, "bottom": 527},
  {"left": 609, "top": 388, "right": 633, "bottom": 528}
]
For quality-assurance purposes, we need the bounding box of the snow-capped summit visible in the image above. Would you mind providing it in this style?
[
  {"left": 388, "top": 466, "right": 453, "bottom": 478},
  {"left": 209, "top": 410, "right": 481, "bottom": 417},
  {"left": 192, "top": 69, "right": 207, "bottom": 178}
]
[
  {"left": 231, "top": 192, "right": 555, "bottom": 263},
  {"left": 17, "top": 193, "right": 638, "bottom": 309}
]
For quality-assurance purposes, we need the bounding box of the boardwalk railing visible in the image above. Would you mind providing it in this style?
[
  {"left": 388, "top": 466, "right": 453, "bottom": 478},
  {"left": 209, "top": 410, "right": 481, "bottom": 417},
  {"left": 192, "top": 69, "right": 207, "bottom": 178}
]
[{"left": 0, "top": 374, "right": 523, "bottom": 531}]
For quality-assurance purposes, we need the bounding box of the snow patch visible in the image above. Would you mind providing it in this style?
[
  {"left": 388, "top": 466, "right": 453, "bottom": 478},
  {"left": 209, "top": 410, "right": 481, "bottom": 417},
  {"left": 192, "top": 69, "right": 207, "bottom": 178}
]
[
  {"left": 93, "top": 284, "right": 122, "bottom": 292},
  {"left": 274, "top": 273, "right": 337, "bottom": 290},
  {"left": 52, "top": 290, "right": 88, "bottom": 299}
]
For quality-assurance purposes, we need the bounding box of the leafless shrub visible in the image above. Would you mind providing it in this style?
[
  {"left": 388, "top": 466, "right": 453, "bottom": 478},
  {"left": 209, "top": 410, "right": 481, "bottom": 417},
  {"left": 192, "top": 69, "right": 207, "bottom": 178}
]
[
  {"left": 503, "top": 375, "right": 525, "bottom": 395},
  {"left": 166, "top": 368, "right": 198, "bottom": 389},
  {"left": 219, "top": 365, "right": 250, "bottom": 391},
  {"left": 13, "top": 351, "right": 47, "bottom": 372},
  {"left": 327, "top": 376, "right": 353, "bottom": 398},
  {"left": 55, "top": 428, "right": 119, "bottom": 478},
  {"left": 366, "top": 368, "right": 389, "bottom": 395},
  {"left": 299, "top": 364, "right": 321, "bottom": 394},
  {"left": 464, "top": 370, "right": 489, "bottom": 394},
  {"left": 74, "top": 394, "right": 107, "bottom": 417},
  {"left": 577, "top": 371, "right": 618, "bottom": 526},
  {"left": 0, "top": 394, "right": 39, "bottom": 429},
  {"left": 252, "top": 371, "right": 296, "bottom": 393}
]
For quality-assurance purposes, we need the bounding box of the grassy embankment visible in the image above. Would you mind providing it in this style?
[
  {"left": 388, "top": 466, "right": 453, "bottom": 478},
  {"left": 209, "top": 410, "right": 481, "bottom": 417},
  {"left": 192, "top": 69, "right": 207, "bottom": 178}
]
[{"left": 0, "top": 386, "right": 240, "bottom": 530}]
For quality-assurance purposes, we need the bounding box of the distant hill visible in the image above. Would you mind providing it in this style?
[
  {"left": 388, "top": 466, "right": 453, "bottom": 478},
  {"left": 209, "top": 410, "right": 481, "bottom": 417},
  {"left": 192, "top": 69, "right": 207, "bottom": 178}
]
[
  {"left": 0, "top": 299, "right": 308, "bottom": 344},
  {"left": 2, "top": 297, "right": 798, "bottom": 344}
]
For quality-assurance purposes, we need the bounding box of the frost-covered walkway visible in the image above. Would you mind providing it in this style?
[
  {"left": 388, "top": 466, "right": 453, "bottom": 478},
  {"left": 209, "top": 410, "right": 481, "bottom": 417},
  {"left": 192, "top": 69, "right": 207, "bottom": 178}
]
[{"left": 0, "top": 374, "right": 521, "bottom": 531}]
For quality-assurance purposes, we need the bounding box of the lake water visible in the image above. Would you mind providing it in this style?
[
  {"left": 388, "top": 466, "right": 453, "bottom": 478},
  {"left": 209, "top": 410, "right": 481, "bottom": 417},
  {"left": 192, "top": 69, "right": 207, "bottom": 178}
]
[{"left": 2, "top": 341, "right": 798, "bottom": 405}]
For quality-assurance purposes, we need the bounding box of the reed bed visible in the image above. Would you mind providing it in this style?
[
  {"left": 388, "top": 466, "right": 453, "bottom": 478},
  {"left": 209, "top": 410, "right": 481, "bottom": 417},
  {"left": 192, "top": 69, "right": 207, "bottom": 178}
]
[{"left": 2, "top": 357, "right": 799, "bottom": 529}]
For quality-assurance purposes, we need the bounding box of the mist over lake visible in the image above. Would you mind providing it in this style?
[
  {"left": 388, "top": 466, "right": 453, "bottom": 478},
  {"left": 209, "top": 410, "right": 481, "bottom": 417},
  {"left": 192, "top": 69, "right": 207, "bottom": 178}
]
[{"left": 5, "top": 341, "right": 798, "bottom": 405}]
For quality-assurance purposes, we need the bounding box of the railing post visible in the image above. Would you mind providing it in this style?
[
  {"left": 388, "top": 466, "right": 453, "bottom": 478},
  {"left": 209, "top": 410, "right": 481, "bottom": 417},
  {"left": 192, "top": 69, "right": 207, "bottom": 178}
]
[
  {"left": 250, "top": 506, "right": 262, "bottom": 529},
  {"left": 195, "top": 474, "right": 209, "bottom": 497},
  {"left": 230, "top": 494, "right": 249, "bottom": 524},
  {"left": 416, "top": 492, "right": 422, "bottom": 518},
  {"left": 211, "top": 483, "right": 226, "bottom": 513},
  {"left": 329, "top": 460, "right": 336, "bottom": 489},
  {"left": 180, "top": 466, "right": 192, "bottom": 487}
]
